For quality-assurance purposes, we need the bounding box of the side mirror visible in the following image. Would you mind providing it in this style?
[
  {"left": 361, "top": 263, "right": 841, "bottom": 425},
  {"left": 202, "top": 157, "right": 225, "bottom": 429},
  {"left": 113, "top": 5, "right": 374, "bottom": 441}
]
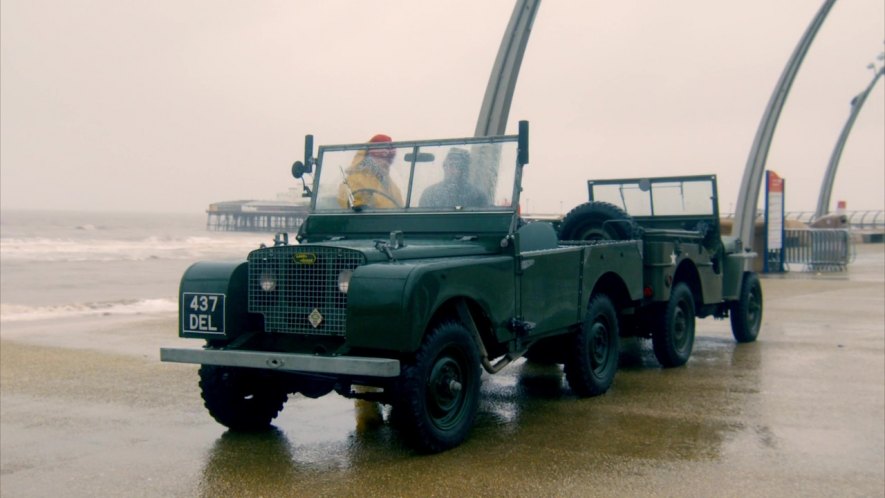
[
  {"left": 304, "top": 134, "right": 314, "bottom": 171},
  {"left": 404, "top": 152, "right": 435, "bottom": 163},
  {"left": 517, "top": 120, "right": 529, "bottom": 165},
  {"left": 292, "top": 161, "right": 308, "bottom": 179},
  {"left": 292, "top": 134, "right": 315, "bottom": 179}
]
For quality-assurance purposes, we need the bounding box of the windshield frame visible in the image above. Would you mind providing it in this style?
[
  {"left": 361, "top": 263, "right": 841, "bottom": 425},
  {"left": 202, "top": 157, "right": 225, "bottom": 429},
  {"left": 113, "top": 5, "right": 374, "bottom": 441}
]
[
  {"left": 310, "top": 134, "right": 522, "bottom": 214},
  {"left": 587, "top": 174, "right": 719, "bottom": 218}
]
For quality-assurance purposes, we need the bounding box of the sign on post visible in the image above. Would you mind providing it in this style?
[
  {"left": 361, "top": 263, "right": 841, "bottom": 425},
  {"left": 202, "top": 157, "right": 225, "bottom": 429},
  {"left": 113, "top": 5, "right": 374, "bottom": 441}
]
[{"left": 764, "top": 171, "right": 786, "bottom": 273}]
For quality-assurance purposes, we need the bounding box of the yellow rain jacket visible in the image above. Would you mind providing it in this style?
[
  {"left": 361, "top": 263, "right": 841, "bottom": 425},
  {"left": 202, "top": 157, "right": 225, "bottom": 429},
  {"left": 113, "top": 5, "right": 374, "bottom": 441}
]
[{"left": 337, "top": 151, "right": 404, "bottom": 209}]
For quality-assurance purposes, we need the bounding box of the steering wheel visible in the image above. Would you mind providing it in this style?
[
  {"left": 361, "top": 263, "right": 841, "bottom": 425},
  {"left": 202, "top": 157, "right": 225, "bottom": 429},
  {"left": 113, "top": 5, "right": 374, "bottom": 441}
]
[{"left": 350, "top": 188, "right": 402, "bottom": 208}]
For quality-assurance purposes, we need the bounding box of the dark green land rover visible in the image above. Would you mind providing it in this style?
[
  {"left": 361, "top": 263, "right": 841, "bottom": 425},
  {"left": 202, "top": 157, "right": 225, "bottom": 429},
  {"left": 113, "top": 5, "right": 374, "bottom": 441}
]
[{"left": 161, "top": 122, "right": 762, "bottom": 452}]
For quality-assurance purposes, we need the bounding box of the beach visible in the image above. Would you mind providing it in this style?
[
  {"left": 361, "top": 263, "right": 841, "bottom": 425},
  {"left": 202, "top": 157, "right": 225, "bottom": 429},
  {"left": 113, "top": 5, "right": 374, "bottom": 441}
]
[
  {"left": 1, "top": 211, "right": 883, "bottom": 496},
  {"left": 0, "top": 209, "right": 268, "bottom": 496}
]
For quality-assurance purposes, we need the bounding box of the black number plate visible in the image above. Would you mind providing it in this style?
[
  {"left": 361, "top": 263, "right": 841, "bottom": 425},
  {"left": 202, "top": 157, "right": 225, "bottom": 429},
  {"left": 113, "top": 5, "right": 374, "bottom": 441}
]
[{"left": 182, "top": 292, "right": 225, "bottom": 335}]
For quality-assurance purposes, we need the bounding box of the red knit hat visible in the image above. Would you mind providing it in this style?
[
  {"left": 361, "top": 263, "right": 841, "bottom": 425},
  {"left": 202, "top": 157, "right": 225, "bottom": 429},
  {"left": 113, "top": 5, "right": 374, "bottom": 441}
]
[
  {"left": 367, "top": 134, "right": 395, "bottom": 159},
  {"left": 369, "top": 134, "right": 392, "bottom": 143}
]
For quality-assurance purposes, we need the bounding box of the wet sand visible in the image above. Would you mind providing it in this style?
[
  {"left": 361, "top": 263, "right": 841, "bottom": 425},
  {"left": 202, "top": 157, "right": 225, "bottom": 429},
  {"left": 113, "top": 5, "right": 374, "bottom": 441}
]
[{"left": 2, "top": 245, "right": 883, "bottom": 497}]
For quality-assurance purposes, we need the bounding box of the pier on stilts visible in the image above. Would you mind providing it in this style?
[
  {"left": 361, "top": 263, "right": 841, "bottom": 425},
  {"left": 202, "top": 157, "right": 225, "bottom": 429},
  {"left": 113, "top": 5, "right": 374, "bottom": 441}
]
[{"left": 206, "top": 200, "right": 310, "bottom": 232}]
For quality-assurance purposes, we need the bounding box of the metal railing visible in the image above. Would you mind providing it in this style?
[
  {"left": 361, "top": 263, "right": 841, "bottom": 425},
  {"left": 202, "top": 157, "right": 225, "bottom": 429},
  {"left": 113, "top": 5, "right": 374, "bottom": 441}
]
[
  {"left": 722, "top": 210, "right": 884, "bottom": 230},
  {"left": 784, "top": 228, "right": 854, "bottom": 271},
  {"left": 784, "top": 210, "right": 884, "bottom": 229},
  {"left": 847, "top": 210, "right": 884, "bottom": 229}
]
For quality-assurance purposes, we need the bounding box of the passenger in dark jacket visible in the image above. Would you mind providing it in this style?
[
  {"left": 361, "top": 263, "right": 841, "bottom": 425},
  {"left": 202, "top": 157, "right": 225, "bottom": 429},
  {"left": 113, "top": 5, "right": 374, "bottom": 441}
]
[{"left": 419, "top": 148, "right": 489, "bottom": 208}]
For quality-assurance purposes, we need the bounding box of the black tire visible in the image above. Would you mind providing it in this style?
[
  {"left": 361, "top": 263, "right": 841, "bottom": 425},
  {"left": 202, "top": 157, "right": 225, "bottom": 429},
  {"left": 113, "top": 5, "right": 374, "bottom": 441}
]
[
  {"left": 395, "top": 321, "right": 481, "bottom": 453},
  {"left": 730, "top": 272, "right": 763, "bottom": 343},
  {"left": 558, "top": 201, "right": 635, "bottom": 241},
  {"left": 199, "top": 365, "right": 288, "bottom": 432},
  {"left": 652, "top": 282, "right": 696, "bottom": 367},
  {"left": 564, "top": 294, "right": 620, "bottom": 397}
]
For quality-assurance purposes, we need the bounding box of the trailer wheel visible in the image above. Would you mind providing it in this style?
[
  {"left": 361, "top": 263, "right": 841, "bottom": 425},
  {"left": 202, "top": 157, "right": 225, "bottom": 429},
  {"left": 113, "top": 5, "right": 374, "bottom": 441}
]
[
  {"left": 396, "top": 321, "right": 481, "bottom": 453},
  {"left": 565, "top": 294, "right": 620, "bottom": 397},
  {"left": 558, "top": 201, "right": 635, "bottom": 241},
  {"left": 653, "top": 282, "right": 696, "bottom": 367},
  {"left": 730, "top": 272, "right": 763, "bottom": 343},
  {"left": 199, "top": 365, "right": 288, "bottom": 431}
]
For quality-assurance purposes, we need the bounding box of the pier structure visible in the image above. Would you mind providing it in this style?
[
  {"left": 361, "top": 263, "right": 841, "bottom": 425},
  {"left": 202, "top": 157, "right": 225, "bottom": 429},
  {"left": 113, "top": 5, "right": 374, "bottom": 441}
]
[{"left": 206, "top": 200, "right": 310, "bottom": 232}]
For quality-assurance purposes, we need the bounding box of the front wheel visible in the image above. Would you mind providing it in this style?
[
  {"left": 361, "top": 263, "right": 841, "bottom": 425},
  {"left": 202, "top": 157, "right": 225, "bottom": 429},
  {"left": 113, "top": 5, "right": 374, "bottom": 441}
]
[
  {"left": 199, "top": 365, "right": 288, "bottom": 432},
  {"left": 731, "top": 272, "right": 763, "bottom": 343},
  {"left": 564, "top": 294, "right": 620, "bottom": 397},
  {"left": 395, "top": 321, "right": 481, "bottom": 453},
  {"left": 652, "top": 282, "right": 696, "bottom": 368}
]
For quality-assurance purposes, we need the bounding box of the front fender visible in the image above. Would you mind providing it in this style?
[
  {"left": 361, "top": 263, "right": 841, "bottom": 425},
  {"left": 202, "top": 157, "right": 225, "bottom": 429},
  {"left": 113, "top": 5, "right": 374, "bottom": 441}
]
[
  {"left": 345, "top": 263, "right": 413, "bottom": 352},
  {"left": 178, "top": 261, "right": 261, "bottom": 340},
  {"left": 346, "top": 257, "right": 515, "bottom": 353}
]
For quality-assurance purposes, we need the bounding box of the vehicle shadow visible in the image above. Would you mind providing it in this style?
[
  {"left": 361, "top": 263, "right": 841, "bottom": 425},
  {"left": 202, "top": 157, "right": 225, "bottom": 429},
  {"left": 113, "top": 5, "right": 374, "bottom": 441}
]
[
  {"left": 197, "top": 335, "right": 764, "bottom": 494},
  {"left": 473, "top": 334, "right": 765, "bottom": 463}
]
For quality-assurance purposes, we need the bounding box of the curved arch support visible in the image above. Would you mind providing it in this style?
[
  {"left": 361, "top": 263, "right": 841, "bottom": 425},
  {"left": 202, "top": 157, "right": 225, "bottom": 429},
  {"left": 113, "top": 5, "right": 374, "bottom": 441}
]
[
  {"left": 475, "top": 0, "right": 541, "bottom": 137},
  {"left": 815, "top": 66, "right": 884, "bottom": 220},
  {"left": 732, "top": 0, "right": 836, "bottom": 258}
]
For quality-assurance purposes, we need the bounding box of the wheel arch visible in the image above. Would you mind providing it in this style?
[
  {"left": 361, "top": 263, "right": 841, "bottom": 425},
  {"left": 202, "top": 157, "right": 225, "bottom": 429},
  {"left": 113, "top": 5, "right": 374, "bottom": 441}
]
[
  {"left": 589, "top": 271, "right": 634, "bottom": 317},
  {"left": 349, "top": 257, "right": 513, "bottom": 354},
  {"left": 673, "top": 259, "right": 702, "bottom": 305},
  {"left": 427, "top": 296, "right": 502, "bottom": 360}
]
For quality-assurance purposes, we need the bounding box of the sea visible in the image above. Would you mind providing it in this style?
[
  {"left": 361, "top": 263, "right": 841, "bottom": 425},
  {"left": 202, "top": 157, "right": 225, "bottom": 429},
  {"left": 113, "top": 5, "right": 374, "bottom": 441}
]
[{"left": 0, "top": 210, "right": 273, "bottom": 324}]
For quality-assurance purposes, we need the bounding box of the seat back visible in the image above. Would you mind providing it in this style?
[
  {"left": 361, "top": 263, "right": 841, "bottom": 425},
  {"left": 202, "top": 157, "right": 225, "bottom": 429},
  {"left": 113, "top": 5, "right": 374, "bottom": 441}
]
[{"left": 517, "top": 221, "right": 559, "bottom": 252}]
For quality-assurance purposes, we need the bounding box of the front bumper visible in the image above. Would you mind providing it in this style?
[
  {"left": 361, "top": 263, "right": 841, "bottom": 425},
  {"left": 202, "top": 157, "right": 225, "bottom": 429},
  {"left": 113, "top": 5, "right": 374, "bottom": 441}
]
[{"left": 160, "top": 348, "right": 401, "bottom": 378}]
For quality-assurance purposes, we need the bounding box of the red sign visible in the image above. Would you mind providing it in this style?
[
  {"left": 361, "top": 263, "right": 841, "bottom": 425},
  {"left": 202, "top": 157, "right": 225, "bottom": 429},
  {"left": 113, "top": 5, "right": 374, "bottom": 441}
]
[{"left": 767, "top": 170, "right": 784, "bottom": 193}]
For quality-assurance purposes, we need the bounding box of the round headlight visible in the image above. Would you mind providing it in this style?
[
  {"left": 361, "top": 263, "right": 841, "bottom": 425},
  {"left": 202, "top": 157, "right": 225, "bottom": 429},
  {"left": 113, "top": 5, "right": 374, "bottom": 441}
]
[
  {"left": 337, "top": 269, "right": 353, "bottom": 294},
  {"left": 260, "top": 273, "right": 276, "bottom": 292}
]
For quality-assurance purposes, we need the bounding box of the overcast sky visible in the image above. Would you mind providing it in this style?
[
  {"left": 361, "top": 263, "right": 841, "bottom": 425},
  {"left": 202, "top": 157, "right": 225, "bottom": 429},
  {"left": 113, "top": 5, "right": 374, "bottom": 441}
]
[{"left": 1, "top": 0, "right": 883, "bottom": 215}]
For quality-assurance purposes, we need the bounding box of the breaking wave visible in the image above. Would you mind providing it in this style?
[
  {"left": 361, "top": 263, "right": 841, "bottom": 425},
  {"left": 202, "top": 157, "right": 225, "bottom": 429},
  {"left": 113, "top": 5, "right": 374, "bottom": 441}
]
[
  {"left": 0, "top": 298, "right": 178, "bottom": 322},
  {"left": 0, "top": 235, "right": 264, "bottom": 263}
]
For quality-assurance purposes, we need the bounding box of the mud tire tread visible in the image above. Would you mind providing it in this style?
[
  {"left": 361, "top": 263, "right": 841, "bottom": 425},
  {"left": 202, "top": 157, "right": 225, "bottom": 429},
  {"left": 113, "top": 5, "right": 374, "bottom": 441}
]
[
  {"left": 730, "top": 272, "right": 763, "bottom": 343},
  {"left": 558, "top": 201, "right": 636, "bottom": 241},
  {"left": 199, "top": 365, "right": 288, "bottom": 432},
  {"left": 395, "top": 321, "right": 481, "bottom": 453},
  {"left": 564, "top": 294, "right": 620, "bottom": 397},
  {"left": 652, "top": 282, "right": 696, "bottom": 368}
]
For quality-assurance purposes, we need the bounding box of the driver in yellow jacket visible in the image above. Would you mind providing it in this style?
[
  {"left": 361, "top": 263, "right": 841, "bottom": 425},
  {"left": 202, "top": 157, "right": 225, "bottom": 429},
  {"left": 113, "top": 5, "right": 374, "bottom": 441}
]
[{"left": 338, "top": 134, "right": 404, "bottom": 209}]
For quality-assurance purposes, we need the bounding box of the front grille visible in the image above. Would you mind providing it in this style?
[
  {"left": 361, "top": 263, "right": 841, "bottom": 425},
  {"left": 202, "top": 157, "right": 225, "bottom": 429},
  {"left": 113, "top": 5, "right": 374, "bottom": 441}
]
[{"left": 248, "top": 246, "right": 365, "bottom": 336}]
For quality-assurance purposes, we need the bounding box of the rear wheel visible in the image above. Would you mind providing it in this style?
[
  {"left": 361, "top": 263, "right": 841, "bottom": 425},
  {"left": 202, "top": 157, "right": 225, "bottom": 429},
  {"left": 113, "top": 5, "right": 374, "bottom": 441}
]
[
  {"left": 558, "top": 201, "right": 635, "bottom": 241},
  {"left": 396, "top": 321, "right": 481, "bottom": 453},
  {"left": 199, "top": 365, "right": 288, "bottom": 431},
  {"left": 565, "top": 294, "right": 620, "bottom": 397},
  {"left": 731, "top": 272, "right": 763, "bottom": 343},
  {"left": 652, "top": 282, "right": 695, "bottom": 367}
]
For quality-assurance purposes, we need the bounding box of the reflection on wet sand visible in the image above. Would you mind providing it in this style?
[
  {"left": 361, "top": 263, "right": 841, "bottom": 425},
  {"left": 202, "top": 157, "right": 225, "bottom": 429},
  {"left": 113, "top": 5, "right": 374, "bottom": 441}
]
[
  {"left": 473, "top": 334, "right": 764, "bottom": 464},
  {"left": 200, "top": 428, "right": 298, "bottom": 497},
  {"left": 199, "top": 396, "right": 411, "bottom": 496},
  {"left": 200, "top": 332, "right": 764, "bottom": 493},
  {"left": 354, "top": 399, "right": 385, "bottom": 433}
]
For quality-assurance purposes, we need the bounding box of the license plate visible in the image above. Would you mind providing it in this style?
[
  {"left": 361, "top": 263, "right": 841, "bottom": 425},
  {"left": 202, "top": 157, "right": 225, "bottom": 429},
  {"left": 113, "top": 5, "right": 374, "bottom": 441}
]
[{"left": 182, "top": 292, "right": 225, "bottom": 334}]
